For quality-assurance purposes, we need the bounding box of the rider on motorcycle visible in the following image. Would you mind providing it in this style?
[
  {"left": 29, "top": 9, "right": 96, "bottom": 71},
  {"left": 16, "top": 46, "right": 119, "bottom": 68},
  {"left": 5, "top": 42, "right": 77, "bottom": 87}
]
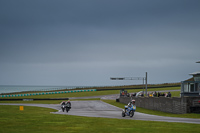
[
  {"left": 66, "top": 100, "right": 71, "bottom": 107},
  {"left": 125, "top": 99, "right": 135, "bottom": 112},
  {"left": 131, "top": 99, "right": 135, "bottom": 105},
  {"left": 60, "top": 101, "right": 66, "bottom": 105}
]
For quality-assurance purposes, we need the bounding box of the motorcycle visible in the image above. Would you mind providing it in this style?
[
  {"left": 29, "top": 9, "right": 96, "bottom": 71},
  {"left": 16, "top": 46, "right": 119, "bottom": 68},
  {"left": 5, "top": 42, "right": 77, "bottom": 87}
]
[
  {"left": 61, "top": 105, "right": 65, "bottom": 112},
  {"left": 122, "top": 105, "right": 136, "bottom": 117},
  {"left": 66, "top": 104, "right": 71, "bottom": 113}
]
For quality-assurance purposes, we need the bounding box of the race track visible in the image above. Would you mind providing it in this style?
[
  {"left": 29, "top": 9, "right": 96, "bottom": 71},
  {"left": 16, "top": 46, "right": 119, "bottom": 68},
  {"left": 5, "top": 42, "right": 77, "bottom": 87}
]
[{"left": 1, "top": 100, "right": 200, "bottom": 124}]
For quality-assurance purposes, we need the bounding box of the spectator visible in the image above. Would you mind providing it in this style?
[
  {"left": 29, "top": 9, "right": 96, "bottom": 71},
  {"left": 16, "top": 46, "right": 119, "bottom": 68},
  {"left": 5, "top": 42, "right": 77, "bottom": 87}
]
[
  {"left": 154, "top": 91, "right": 157, "bottom": 97},
  {"left": 168, "top": 92, "right": 171, "bottom": 97},
  {"left": 158, "top": 92, "right": 160, "bottom": 97}
]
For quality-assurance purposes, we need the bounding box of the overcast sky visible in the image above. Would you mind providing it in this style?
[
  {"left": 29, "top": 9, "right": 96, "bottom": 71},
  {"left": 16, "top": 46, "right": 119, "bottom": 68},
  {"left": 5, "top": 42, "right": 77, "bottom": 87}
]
[{"left": 0, "top": 0, "right": 200, "bottom": 86}]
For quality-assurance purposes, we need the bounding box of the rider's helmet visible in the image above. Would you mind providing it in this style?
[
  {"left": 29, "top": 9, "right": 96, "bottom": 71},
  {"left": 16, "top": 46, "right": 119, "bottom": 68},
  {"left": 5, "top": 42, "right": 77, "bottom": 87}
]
[
  {"left": 67, "top": 100, "right": 70, "bottom": 103},
  {"left": 132, "top": 100, "right": 135, "bottom": 104}
]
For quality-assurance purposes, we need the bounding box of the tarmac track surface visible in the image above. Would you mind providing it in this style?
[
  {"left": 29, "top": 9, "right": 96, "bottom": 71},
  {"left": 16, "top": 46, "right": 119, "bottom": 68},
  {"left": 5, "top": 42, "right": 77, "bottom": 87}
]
[{"left": 0, "top": 100, "right": 200, "bottom": 124}]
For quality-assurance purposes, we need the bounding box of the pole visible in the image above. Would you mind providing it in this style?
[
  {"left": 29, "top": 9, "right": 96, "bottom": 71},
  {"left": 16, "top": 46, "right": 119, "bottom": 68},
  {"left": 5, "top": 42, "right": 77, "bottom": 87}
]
[
  {"left": 145, "top": 72, "right": 147, "bottom": 96},
  {"left": 143, "top": 78, "right": 144, "bottom": 94}
]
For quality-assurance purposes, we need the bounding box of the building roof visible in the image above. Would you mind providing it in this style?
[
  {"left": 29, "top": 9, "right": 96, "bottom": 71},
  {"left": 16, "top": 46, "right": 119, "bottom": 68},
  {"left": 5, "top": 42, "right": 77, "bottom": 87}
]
[
  {"left": 189, "top": 71, "right": 200, "bottom": 75},
  {"left": 184, "top": 77, "right": 194, "bottom": 81}
]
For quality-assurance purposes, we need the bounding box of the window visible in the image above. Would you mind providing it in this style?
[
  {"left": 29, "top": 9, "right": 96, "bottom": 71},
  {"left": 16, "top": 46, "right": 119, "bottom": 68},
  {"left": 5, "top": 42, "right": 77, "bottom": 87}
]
[
  {"left": 190, "top": 83, "right": 194, "bottom": 92},
  {"left": 183, "top": 83, "right": 189, "bottom": 92}
]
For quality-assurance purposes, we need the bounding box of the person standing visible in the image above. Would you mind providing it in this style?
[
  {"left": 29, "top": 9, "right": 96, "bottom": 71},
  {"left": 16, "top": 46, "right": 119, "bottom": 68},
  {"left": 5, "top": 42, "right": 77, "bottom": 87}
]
[{"left": 168, "top": 92, "right": 171, "bottom": 97}]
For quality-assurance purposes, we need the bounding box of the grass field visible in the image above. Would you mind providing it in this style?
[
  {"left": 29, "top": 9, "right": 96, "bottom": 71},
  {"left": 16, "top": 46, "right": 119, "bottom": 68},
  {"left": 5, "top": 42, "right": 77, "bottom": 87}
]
[
  {"left": 0, "top": 86, "right": 180, "bottom": 99},
  {"left": 0, "top": 105, "right": 199, "bottom": 133},
  {"left": 1, "top": 86, "right": 200, "bottom": 132}
]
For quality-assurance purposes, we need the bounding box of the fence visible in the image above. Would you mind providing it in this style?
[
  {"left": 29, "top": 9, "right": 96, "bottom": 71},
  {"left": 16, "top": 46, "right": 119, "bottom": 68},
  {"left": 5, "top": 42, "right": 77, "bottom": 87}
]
[
  {"left": 119, "top": 96, "right": 200, "bottom": 114},
  {"left": 0, "top": 89, "right": 96, "bottom": 98}
]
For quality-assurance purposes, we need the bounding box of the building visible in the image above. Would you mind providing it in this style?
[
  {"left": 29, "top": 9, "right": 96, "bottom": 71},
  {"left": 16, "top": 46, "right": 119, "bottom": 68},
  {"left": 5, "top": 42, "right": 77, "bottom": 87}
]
[{"left": 181, "top": 61, "right": 200, "bottom": 97}]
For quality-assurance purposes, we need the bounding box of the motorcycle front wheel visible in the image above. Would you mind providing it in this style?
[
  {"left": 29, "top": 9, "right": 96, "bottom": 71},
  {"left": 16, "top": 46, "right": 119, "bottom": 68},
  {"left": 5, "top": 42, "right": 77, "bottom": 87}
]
[{"left": 129, "top": 111, "right": 134, "bottom": 117}]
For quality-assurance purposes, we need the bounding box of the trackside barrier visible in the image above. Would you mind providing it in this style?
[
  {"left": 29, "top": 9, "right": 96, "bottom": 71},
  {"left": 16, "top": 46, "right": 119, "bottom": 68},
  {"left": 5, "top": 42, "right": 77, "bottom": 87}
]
[{"left": 0, "top": 89, "right": 96, "bottom": 98}]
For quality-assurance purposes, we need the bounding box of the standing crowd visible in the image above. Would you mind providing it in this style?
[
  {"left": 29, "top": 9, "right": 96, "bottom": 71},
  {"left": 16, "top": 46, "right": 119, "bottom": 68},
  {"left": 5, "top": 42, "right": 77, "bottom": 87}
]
[{"left": 147, "top": 91, "right": 171, "bottom": 97}]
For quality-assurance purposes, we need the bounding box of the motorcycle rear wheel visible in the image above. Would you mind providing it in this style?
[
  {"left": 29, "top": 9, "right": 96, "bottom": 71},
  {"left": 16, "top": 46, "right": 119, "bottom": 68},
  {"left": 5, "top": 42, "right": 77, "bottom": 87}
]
[{"left": 122, "top": 112, "right": 125, "bottom": 117}]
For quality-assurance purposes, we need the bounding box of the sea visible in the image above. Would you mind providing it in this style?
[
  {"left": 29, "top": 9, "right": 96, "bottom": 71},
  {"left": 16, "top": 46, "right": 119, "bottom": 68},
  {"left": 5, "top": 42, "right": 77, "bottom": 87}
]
[{"left": 0, "top": 85, "right": 90, "bottom": 94}]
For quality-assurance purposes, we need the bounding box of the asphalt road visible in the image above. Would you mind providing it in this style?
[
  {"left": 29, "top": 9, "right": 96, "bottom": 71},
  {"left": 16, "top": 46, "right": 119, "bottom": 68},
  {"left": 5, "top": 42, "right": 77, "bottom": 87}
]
[{"left": 1, "top": 100, "right": 200, "bottom": 124}]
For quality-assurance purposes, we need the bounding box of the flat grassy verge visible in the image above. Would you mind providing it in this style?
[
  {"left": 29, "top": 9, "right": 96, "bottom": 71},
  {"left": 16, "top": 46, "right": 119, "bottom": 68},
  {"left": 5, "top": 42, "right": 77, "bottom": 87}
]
[
  {"left": 0, "top": 98, "right": 101, "bottom": 104},
  {"left": 0, "top": 87, "right": 180, "bottom": 99},
  {"left": 102, "top": 100, "right": 200, "bottom": 119},
  {"left": 170, "top": 91, "right": 181, "bottom": 97},
  {"left": 0, "top": 105, "right": 199, "bottom": 133}
]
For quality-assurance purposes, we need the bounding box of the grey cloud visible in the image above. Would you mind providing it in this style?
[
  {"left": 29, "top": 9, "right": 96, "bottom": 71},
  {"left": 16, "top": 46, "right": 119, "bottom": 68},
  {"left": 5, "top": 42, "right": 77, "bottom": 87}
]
[{"left": 0, "top": 0, "right": 200, "bottom": 85}]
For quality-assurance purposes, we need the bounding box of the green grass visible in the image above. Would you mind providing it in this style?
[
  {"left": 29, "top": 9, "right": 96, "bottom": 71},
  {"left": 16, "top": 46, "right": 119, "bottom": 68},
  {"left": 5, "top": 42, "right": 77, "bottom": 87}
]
[
  {"left": 102, "top": 100, "right": 200, "bottom": 119},
  {"left": 170, "top": 91, "right": 181, "bottom": 97},
  {"left": 0, "top": 98, "right": 101, "bottom": 104},
  {"left": 1, "top": 86, "right": 199, "bottom": 132},
  {"left": 0, "top": 100, "right": 64, "bottom": 104},
  {"left": 0, "top": 105, "right": 199, "bottom": 133},
  {"left": 0, "top": 87, "right": 180, "bottom": 99}
]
